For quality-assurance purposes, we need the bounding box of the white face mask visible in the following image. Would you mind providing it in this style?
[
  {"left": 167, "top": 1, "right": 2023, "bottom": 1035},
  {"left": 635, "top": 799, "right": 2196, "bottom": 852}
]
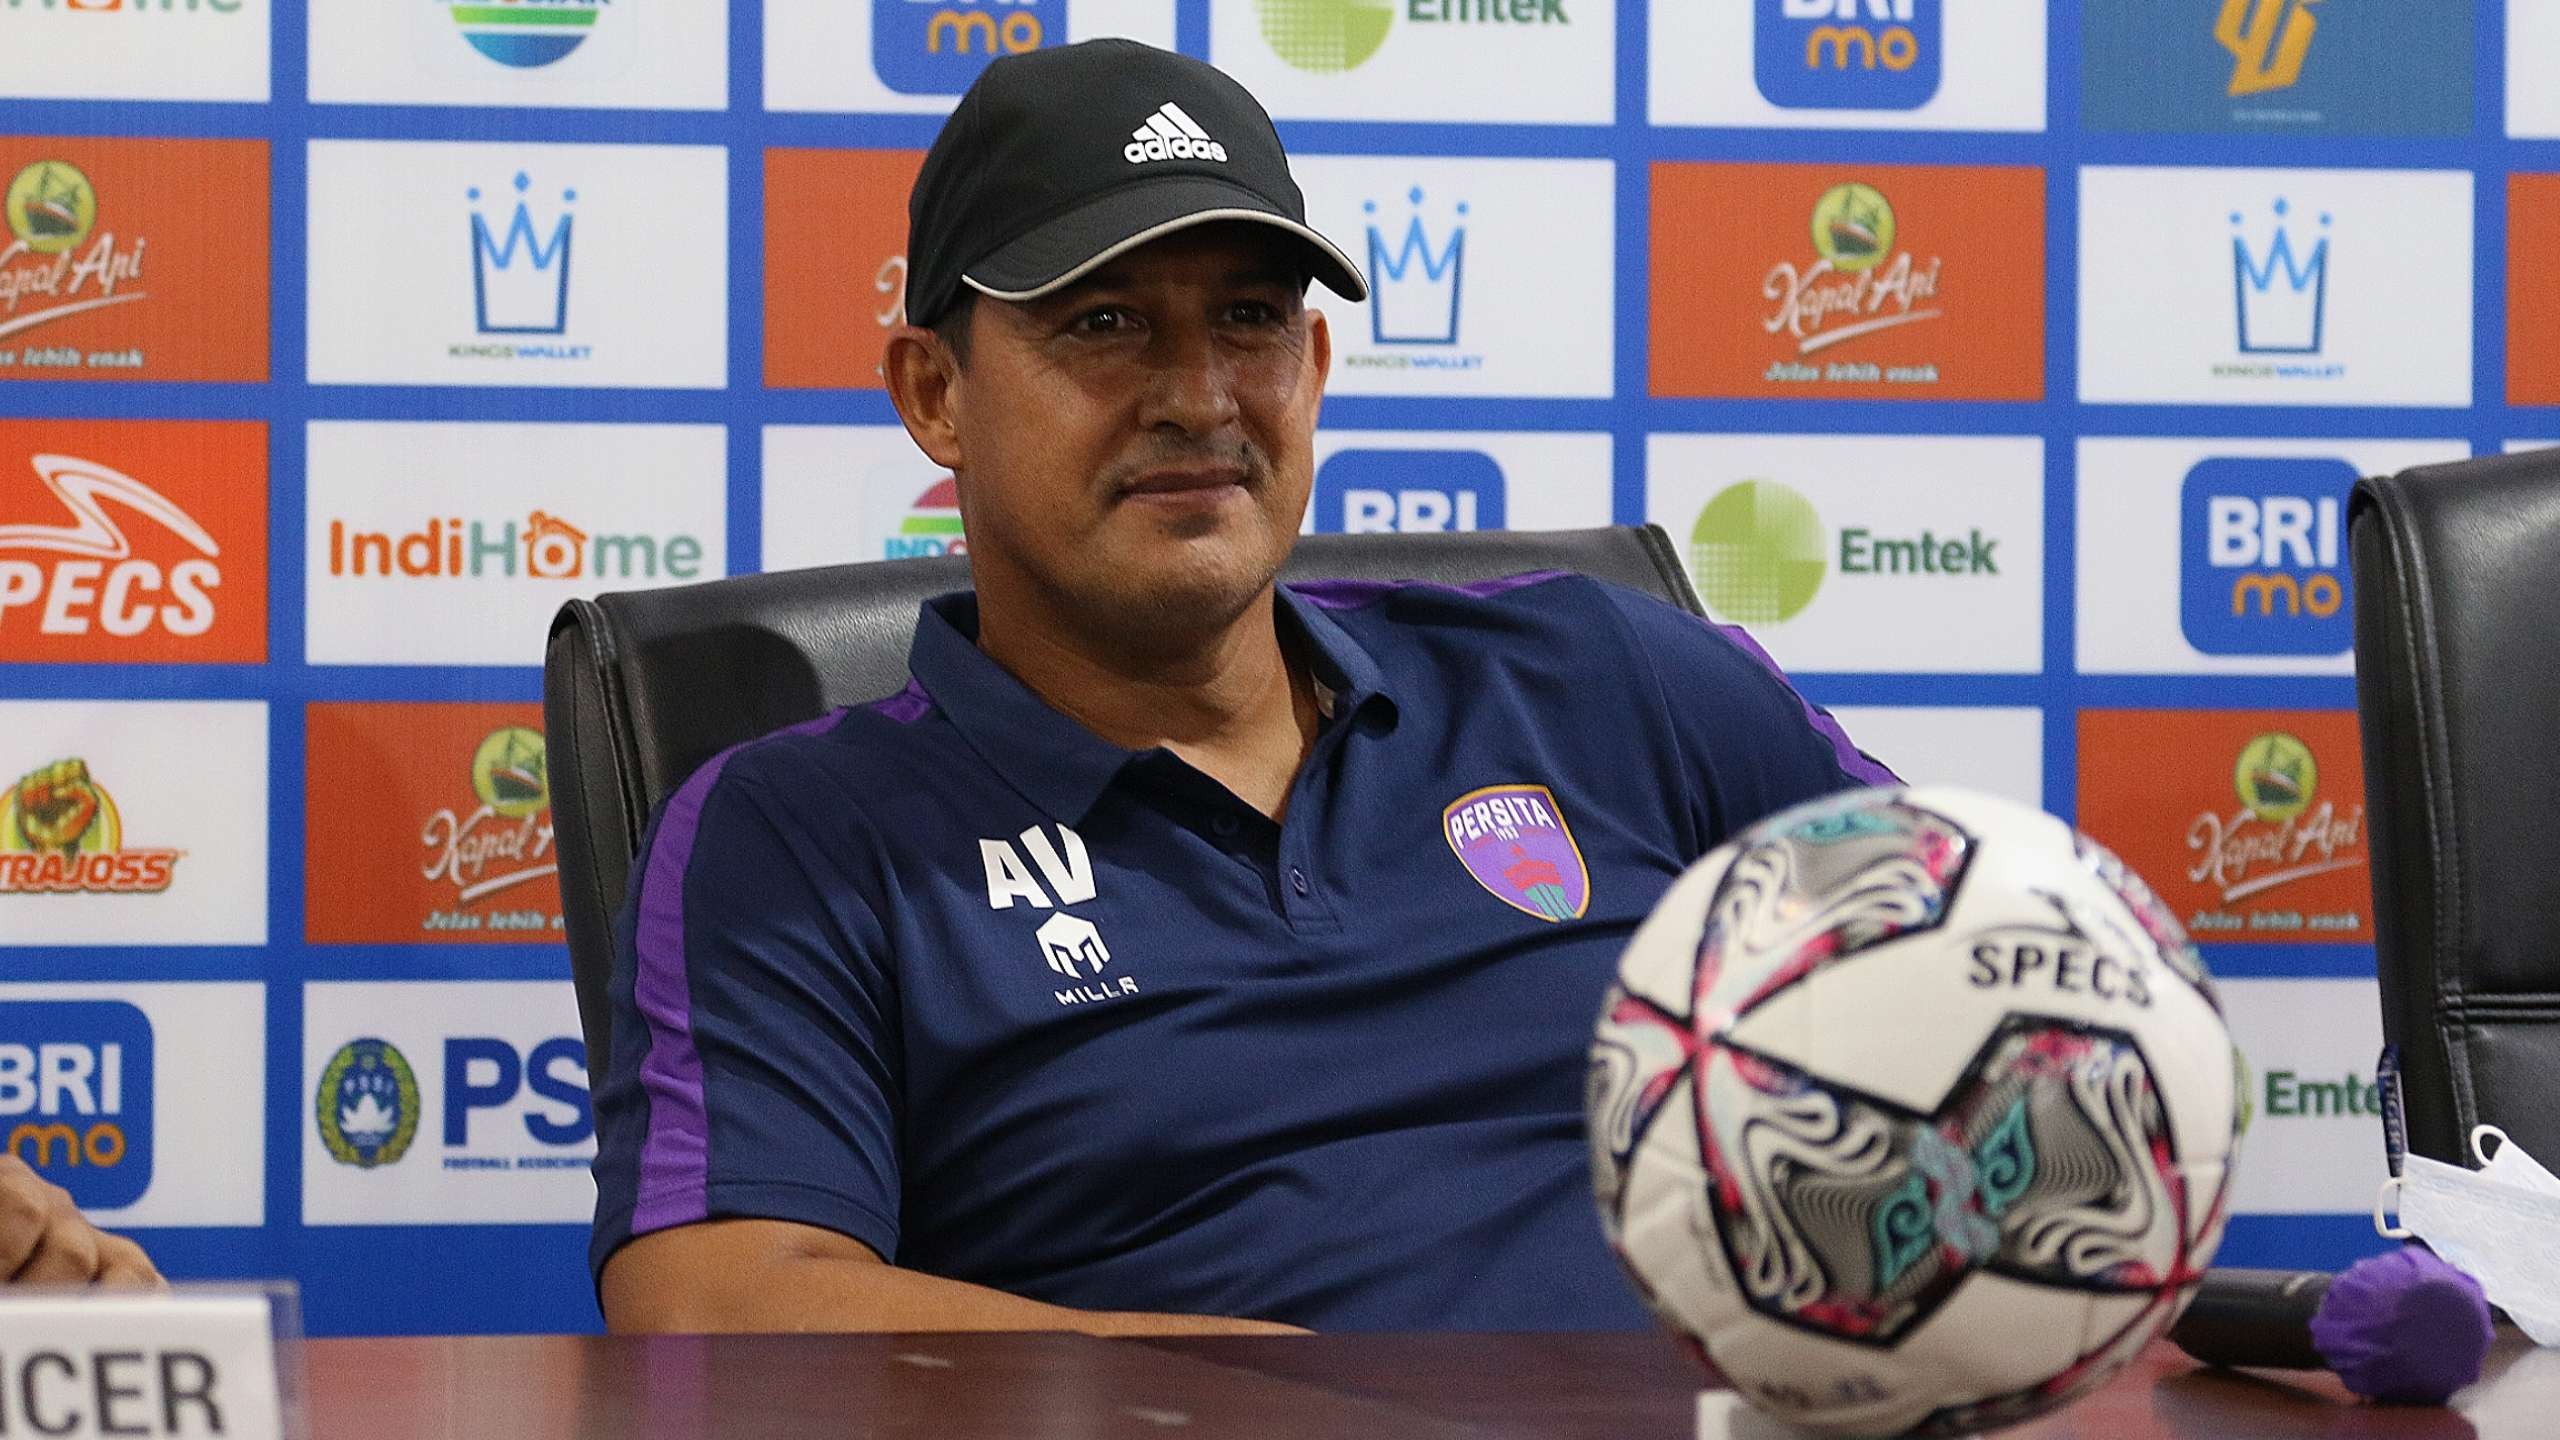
[{"left": 2378, "top": 1128, "right": 2560, "bottom": 1346}]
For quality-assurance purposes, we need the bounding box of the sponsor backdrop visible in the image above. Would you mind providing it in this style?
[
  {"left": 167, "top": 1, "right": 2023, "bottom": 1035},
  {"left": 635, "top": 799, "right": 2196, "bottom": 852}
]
[{"left": 0, "top": 0, "right": 2535, "bottom": 1335}]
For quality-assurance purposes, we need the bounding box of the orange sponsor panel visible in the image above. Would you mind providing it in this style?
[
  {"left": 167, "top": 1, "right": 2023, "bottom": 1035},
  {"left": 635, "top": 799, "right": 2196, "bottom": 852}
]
[
  {"left": 2509, "top": 174, "right": 2560, "bottom": 405},
  {"left": 0, "top": 137, "right": 268, "bottom": 382},
  {"left": 765, "top": 148, "right": 925, "bottom": 390},
  {"left": 1649, "top": 162, "right": 2043, "bottom": 401},
  {"left": 305, "top": 703, "right": 563, "bottom": 945},
  {"left": 2076, "top": 709, "right": 2371, "bottom": 945},
  {"left": 0, "top": 419, "right": 266, "bottom": 663}
]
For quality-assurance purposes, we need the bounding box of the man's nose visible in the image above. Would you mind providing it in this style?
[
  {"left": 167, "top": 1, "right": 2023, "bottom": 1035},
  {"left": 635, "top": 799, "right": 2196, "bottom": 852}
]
[{"left": 1137, "top": 321, "right": 1242, "bottom": 436}]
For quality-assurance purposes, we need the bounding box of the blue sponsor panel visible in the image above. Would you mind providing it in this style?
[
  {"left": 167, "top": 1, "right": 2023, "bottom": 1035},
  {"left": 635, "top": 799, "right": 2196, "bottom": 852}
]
[
  {"left": 2179, "top": 457, "right": 2357, "bottom": 658},
  {"left": 0, "top": 1000, "right": 153, "bottom": 1210},
  {"left": 1753, "top": 0, "right": 1943, "bottom": 112},
  {"left": 875, "top": 0, "right": 1065, "bottom": 96},
  {"left": 1314, "top": 448, "right": 1506, "bottom": 533},
  {"left": 2081, "top": 0, "right": 2471, "bottom": 135}
]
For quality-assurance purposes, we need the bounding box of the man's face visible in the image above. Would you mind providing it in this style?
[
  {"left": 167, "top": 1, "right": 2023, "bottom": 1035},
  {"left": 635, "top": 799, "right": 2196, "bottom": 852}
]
[{"left": 894, "top": 223, "right": 1332, "bottom": 645}]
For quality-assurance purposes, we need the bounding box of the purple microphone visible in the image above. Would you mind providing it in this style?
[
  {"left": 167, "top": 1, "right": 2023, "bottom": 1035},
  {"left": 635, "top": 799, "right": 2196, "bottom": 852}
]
[{"left": 2169, "top": 1248, "right": 2494, "bottom": 1404}]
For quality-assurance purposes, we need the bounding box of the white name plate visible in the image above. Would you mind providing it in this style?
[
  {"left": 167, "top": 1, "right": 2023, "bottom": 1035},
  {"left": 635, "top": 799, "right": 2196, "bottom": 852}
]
[{"left": 0, "top": 1290, "right": 290, "bottom": 1439}]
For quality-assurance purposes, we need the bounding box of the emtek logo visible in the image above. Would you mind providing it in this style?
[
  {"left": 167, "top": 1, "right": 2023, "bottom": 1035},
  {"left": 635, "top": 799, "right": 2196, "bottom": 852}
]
[
  {"left": 1314, "top": 449, "right": 1505, "bottom": 533},
  {"left": 0, "top": 1001, "right": 152, "bottom": 1210},
  {"left": 325, "top": 512, "right": 704, "bottom": 582},
  {"left": 2180, "top": 457, "right": 2355, "bottom": 657},
  {"left": 1754, "top": 0, "right": 1942, "bottom": 112},
  {"left": 2217, "top": 0, "right": 2320, "bottom": 99},
  {"left": 1687, "top": 478, "right": 1997, "bottom": 625},
  {"left": 874, "top": 0, "right": 1059, "bottom": 96}
]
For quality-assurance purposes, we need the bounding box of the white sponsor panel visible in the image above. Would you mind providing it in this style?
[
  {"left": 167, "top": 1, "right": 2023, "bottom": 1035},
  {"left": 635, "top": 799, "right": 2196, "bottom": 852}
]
[
  {"left": 305, "top": 422, "right": 727, "bottom": 666},
  {"left": 2078, "top": 167, "right": 2472, "bottom": 408},
  {"left": 0, "top": 982, "right": 266, "bottom": 1228},
  {"left": 0, "top": 702, "right": 266, "bottom": 946},
  {"left": 1645, "top": 434, "right": 2042, "bottom": 674},
  {"left": 2511, "top": 5, "right": 2560, "bottom": 138},
  {"left": 2076, "top": 438, "right": 2464, "bottom": 677},
  {"left": 305, "top": 140, "right": 728, "bottom": 389},
  {"left": 764, "top": 0, "right": 1176, "bottom": 114},
  {"left": 309, "top": 0, "right": 729, "bottom": 109},
  {"left": 1651, "top": 0, "right": 2044, "bottom": 131},
  {"left": 1826, "top": 707, "right": 2041, "bottom": 811},
  {"left": 2505, "top": 440, "right": 2560, "bottom": 456},
  {"left": 1298, "top": 155, "right": 1614, "bottom": 399},
  {"left": 1211, "top": 0, "right": 1613, "bottom": 125},
  {"left": 0, "top": 0, "right": 270, "bottom": 102},
  {"left": 303, "top": 982, "right": 595, "bottom": 1226},
  {"left": 1305, "top": 430, "right": 1612, "bottom": 535},
  {"left": 2220, "top": 978, "right": 2388, "bottom": 1215},
  {"left": 761, "top": 425, "right": 952, "bottom": 574}
]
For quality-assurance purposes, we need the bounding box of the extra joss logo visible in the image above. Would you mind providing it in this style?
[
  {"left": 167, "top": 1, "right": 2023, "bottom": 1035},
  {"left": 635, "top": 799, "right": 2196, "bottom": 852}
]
[
  {"left": 315, "top": 1037, "right": 418, "bottom": 1169},
  {"left": 874, "top": 0, "right": 1060, "bottom": 95},
  {"left": 1754, "top": 0, "right": 1942, "bottom": 111},
  {"left": 0, "top": 758, "right": 178, "bottom": 894},
  {"left": 1443, "top": 783, "right": 1588, "bottom": 922},
  {"left": 0, "top": 1001, "right": 152, "bottom": 1209},
  {"left": 1, "top": 160, "right": 144, "bottom": 358},
  {"left": 1762, "top": 181, "right": 1943, "bottom": 384},
  {"left": 1352, "top": 186, "right": 1475, "bottom": 368},
  {"left": 442, "top": 0, "right": 610, "bottom": 70},
  {"left": 2179, "top": 456, "right": 2355, "bottom": 657},
  {"left": 1314, "top": 448, "right": 1503, "bottom": 533}
]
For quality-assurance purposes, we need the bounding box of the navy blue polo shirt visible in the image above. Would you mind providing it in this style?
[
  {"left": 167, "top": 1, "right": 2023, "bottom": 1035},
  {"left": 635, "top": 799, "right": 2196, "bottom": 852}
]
[{"left": 590, "top": 572, "right": 1892, "bottom": 1331}]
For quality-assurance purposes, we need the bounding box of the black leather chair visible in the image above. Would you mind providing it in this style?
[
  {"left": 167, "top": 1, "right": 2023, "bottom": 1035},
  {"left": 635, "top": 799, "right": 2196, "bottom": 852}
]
[
  {"left": 2350, "top": 448, "right": 2560, "bottom": 1167},
  {"left": 544, "top": 524, "right": 1706, "bottom": 1085}
]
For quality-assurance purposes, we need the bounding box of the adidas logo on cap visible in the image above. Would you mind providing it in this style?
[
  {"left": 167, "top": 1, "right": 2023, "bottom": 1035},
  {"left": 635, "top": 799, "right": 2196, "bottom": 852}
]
[{"left": 1123, "top": 102, "right": 1229, "bottom": 165}]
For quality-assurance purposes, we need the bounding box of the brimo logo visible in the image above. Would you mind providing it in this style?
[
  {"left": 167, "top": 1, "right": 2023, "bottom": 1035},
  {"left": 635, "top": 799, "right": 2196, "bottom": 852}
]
[
  {"left": 2216, "top": 0, "right": 2320, "bottom": 99},
  {"left": 1754, "top": 0, "right": 1942, "bottom": 112},
  {"left": 2179, "top": 457, "right": 2355, "bottom": 657},
  {"left": 874, "top": 0, "right": 1058, "bottom": 97},
  {"left": 0, "top": 453, "right": 221, "bottom": 640},
  {"left": 0, "top": 1001, "right": 154, "bottom": 1211}
]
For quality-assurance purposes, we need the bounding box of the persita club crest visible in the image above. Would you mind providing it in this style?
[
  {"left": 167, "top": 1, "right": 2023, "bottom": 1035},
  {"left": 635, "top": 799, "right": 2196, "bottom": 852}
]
[{"left": 1442, "top": 783, "right": 1590, "bottom": 922}]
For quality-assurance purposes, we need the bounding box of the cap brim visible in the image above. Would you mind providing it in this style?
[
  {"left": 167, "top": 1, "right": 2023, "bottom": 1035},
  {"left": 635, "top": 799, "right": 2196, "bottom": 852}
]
[{"left": 962, "top": 175, "right": 1368, "bottom": 306}]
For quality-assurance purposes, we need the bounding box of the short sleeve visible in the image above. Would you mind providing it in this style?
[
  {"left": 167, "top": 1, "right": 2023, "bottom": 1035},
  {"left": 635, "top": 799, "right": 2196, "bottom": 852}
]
[
  {"left": 589, "top": 738, "right": 904, "bottom": 1282},
  {"left": 1595, "top": 582, "right": 1898, "bottom": 847}
]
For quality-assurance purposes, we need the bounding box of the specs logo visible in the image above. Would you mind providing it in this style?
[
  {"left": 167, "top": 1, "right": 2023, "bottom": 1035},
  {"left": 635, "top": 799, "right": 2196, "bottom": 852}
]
[
  {"left": 1314, "top": 448, "right": 1505, "bottom": 533},
  {"left": 0, "top": 453, "right": 221, "bottom": 642},
  {"left": 0, "top": 1002, "right": 154, "bottom": 1211},
  {"left": 2179, "top": 457, "right": 2355, "bottom": 657},
  {"left": 1754, "top": 0, "right": 1942, "bottom": 112},
  {"left": 874, "top": 0, "right": 1059, "bottom": 96},
  {"left": 2217, "top": 0, "right": 2320, "bottom": 99}
]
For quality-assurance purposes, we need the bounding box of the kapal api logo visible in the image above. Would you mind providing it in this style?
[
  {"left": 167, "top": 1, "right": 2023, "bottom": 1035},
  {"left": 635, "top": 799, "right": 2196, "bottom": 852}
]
[
  {"left": 1254, "top": 0, "right": 1572, "bottom": 76},
  {"left": 2179, "top": 456, "right": 2355, "bottom": 658},
  {"left": 1352, "top": 186, "right": 1476, "bottom": 369},
  {"left": 421, "top": 727, "right": 556, "bottom": 932},
  {"left": 1761, "top": 181, "right": 1943, "bottom": 383},
  {"left": 0, "top": 757, "right": 179, "bottom": 894},
  {"left": 0, "top": 453, "right": 223, "bottom": 644},
  {"left": 468, "top": 171, "right": 575, "bottom": 340},
  {"left": 1442, "top": 783, "right": 1589, "bottom": 922},
  {"left": 2217, "top": 0, "right": 2320, "bottom": 99},
  {"left": 325, "top": 508, "right": 706, "bottom": 583},
  {"left": 875, "top": 0, "right": 1060, "bottom": 96},
  {"left": 0, "top": 160, "right": 146, "bottom": 352},
  {"left": 2185, "top": 731, "right": 2364, "bottom": 927},
  {"left": 317, "top": 1037, "right": 421, "bottom": 1169},
  {"left": 442, "top": 0, "right": 611, "bottom": 70},
  {"left": 0, "top": 1000, "right": 154, "bottom": 1211},
  {"left": 1754, "top": 0, "right": 1942, "bottom": 112}
]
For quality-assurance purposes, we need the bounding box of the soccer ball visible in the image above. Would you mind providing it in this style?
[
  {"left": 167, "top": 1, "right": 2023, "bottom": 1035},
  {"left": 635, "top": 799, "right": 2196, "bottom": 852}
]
[{"left": 1588, "top": 786, "right": 2240, "bottom": 1438}]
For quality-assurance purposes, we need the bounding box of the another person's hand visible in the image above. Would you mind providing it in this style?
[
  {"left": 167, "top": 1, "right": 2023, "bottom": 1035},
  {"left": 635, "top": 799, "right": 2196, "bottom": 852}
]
[{"left": 0, "top": 1155, "right": 163, "bottom": 1287}]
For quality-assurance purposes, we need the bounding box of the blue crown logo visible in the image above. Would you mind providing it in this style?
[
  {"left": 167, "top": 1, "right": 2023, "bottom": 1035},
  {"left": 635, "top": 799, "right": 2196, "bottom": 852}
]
[
  {"left": 1364, "top": 187, "right": 1466, "bottom": 346},
  {"left": 470, "top": 172, "right": 576, "bottom": 336},
  {"left": 2231, "top": 196, "right": 2327, "bottom": 355}
]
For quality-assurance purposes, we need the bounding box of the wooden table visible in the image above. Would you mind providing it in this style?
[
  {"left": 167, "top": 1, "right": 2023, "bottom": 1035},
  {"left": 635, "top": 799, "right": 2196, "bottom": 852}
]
[{"left": 300, "top": 1329, "right": 2553, "bottom": 1439}]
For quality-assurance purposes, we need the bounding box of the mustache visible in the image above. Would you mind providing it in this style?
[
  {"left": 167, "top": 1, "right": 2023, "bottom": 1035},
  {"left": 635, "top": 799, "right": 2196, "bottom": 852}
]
[{"left": 1100, "top": 437, "right": 1271, "bottom": 490}]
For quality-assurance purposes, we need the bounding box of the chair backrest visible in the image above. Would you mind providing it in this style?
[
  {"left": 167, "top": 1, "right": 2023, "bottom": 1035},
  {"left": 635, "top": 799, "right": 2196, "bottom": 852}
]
[
  {"left": 2350, "top": 449, "right": 2560, "bottom": 1165},
  {"left": 544, "top": 524, "right": 1704, "bottom": 1082}
]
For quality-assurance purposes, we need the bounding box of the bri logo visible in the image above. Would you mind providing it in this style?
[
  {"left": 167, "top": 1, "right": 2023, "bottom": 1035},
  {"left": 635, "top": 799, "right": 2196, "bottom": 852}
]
[
  {"left": 1313, "top": 448, "right": 1505, "bottom": 534},
  {"left": 1364, "top": 186, "right": 1464, "bottom": 347},
  {"left": 470, "top": 172, "right": 575, "bottom": 336},
  {"left": 2232, "top": 197, "right": 2327, "bottom": 355},
  {"left": 2179, "top": 457, "right": 2356, "bottom": 657},
  {"left": 0, "top": 1001, "right": 154, "bottom": 1211},
  {"left": 874, "top": 0, "right": 1059, "bottom": 96},
  {"left": 1754, "top": 0, "right": 1942, "bottom": 112},
  {"left": 1123, "top": 102, "right": 1228, "bottom": 165},
  {"left": 2217, "top": 0, "right": 2321, "bottom": 99},
  {"left": 325, "top": 510, "right": 706, "bottom": 582}
]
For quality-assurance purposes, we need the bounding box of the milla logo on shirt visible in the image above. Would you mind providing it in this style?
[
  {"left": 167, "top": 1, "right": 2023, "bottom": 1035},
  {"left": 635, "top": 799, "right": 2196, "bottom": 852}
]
[
  {"left": 1442, "top": 783, "right": 1590, "bottom": 922},
  {"left": 980, "top": 822, "right": 1135, "bottom": 1007}
]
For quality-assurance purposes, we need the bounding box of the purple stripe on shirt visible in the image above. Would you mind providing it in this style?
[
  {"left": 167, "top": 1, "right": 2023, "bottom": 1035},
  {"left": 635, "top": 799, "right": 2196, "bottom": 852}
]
[
  {"left": 629, "top": 709, "right": 851, "bottom": 1236},
  {"left": 1289, "top": 570, "right": 1571, "bottom": 611},
  {"left": 1692, "top": 614, "right": 1900, "bottom": 788},
  {"left": 868, "top": 677, "right": 933, "bottom": 725}
]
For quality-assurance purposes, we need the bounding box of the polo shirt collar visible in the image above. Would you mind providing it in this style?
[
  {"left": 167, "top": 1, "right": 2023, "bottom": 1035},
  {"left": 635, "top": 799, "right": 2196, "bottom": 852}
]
[{"left": 906, "top": 587, "right": 1397, "bottom": 824}]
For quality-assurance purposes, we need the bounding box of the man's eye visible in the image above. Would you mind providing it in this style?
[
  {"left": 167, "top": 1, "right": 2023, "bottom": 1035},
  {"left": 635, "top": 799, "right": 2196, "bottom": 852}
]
[
  {"left": 1072, "top": 308, "right": 1134, "bottom": 335},
  {"left": 1227, "top": 301, "right": 1286, "bottom": 326}
]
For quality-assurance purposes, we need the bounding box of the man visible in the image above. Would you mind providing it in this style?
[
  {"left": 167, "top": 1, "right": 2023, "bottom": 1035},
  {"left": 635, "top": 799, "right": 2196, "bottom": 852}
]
[
  {"left": 592, "top": 39, "right": 1889, "bottom": 1336},
  {"left": 1, "top": 1154, "right": 161, "bottom": 1287}
]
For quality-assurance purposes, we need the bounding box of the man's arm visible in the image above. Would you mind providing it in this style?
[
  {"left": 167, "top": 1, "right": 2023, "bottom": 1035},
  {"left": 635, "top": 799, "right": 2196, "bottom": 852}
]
[
  {"left": 0, "top": 1155, "right": 162, "bottom": 1287},
  {"left": 600, "top": 1218, "right": 1302, "bottom": 1336}
]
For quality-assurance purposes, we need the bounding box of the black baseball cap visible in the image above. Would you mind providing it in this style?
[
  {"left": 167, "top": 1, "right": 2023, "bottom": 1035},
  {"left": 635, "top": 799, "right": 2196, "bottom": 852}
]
[{"left": 904, "top": 38, "right": 1367, "bottom": 328}]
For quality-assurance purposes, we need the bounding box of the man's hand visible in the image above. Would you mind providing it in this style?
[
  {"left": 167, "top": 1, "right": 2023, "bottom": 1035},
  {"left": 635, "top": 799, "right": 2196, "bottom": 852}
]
[{"left": 0, "top": 1156, "right": 163, "bottom": 1287}]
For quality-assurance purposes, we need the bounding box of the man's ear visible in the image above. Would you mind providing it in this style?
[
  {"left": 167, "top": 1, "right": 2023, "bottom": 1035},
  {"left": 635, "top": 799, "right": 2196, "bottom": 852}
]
[{"left": 884, "top": 324, "right": 964, "bottom": 471}]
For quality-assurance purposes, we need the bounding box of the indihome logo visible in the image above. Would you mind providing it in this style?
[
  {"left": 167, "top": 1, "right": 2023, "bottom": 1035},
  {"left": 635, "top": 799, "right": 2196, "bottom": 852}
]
[{"left": 325, "top": 510, "right": 704, "bottom": 581}]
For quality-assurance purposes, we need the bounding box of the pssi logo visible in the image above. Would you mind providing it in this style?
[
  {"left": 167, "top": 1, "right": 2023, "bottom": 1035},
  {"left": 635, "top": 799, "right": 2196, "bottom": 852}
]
[
  {"left": 0, "top": 758, "right": 179, "bottom": 894},
  {"left": 1754, "top": 0, "right": 1942, "bottom": 112},
  {"left": 445, "top": 1035, "right": 591, "bottom": 1150},
  {"left": 315, "top": 1037, "right": 418, "bottom": 1169},
  {"left": 0, "top": 1001, "right": 153, "bottom": 1210},
  {"left": 874, "top": 0, "right": 1060, "bottom": 96},
  {"left": 2180, "top": 457, "right": 2356, "bottom": 657},
  {"left": 2217, "top": 0, "right": 2320, "bottom": 99},
  {"left": 1314, "top": 449, "right": 1505, "bottom": 533},
  {"left": 0, "top": 454, "right": 223, "bottom": 647}
]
